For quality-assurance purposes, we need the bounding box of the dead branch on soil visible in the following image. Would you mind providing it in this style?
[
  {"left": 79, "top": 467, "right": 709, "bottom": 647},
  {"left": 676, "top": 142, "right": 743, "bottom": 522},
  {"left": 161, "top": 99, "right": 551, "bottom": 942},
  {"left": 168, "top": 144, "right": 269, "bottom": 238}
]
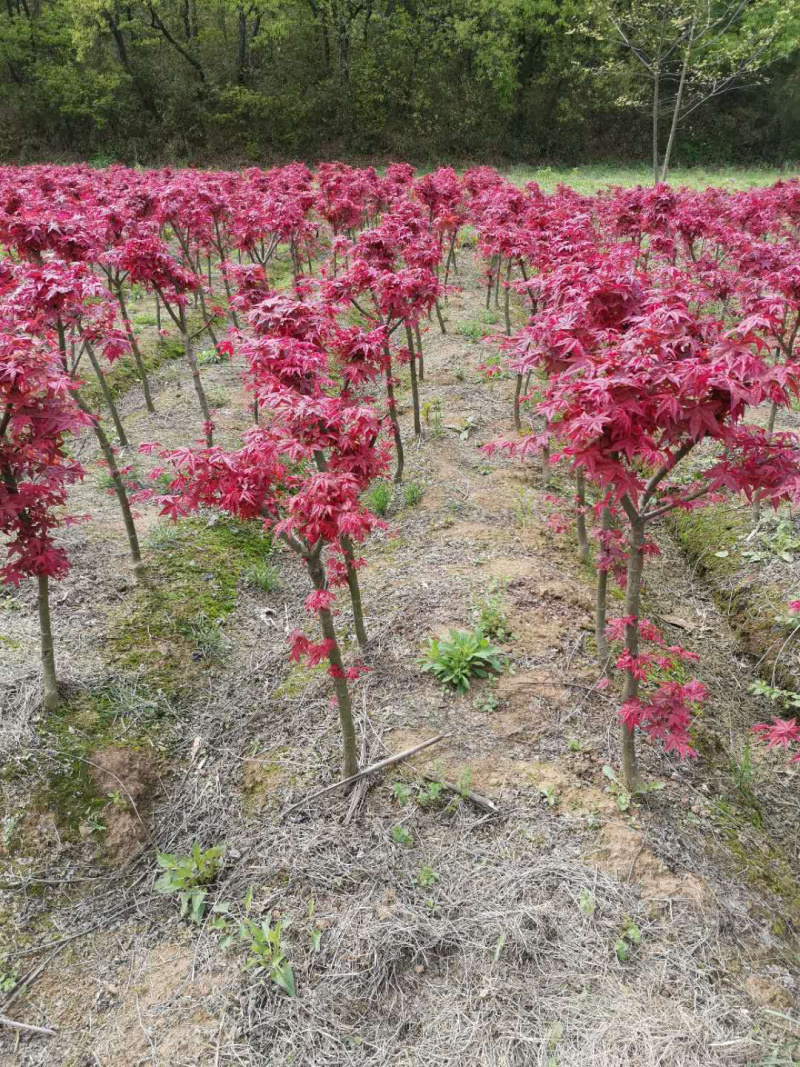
[{"left": 281, "top": 733, "right": 447, "bottom": 818}]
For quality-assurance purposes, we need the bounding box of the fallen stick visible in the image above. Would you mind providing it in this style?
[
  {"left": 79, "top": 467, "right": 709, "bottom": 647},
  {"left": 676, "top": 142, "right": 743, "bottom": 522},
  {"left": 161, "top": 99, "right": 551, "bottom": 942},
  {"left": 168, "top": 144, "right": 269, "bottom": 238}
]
[
  {"left": 0, "top": 1016, "right": 57, "bottom": 1036},
  {"left": 282, "top": 734, "right": 447, "bottom": 818},
  {"left": 420, "top": 772, "right": 500, "bottom": 816}
]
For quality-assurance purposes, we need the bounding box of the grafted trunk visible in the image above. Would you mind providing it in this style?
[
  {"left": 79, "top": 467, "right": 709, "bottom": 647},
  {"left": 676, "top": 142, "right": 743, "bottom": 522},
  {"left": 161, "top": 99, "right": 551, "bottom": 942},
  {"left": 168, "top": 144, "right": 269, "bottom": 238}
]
[
  {"left": 595, "top": 506, "right": 612, "bottom": 672},
  {"left": 84, "top": 341, "right": 129, "bottom": 448},
  {"left": 38, "top": 574, "right": 59, "bottom": 712},
  {"left": 620, "top": 512, "right": 645, "bottom": 790},
  {"left": 306, "top": 552, "right": 359, "bottom": 778},
  {"left": 575, "top": 468, "right": 590, "bottom": 565},
  {"left": 405, "top": 322, "right": 422, "bottom": 438},
  {"left": 179, "top": 308, "right": 213, "bottom": 446},
  {"left": 115, "top": 286, "right": 156, "bottom": 413}
]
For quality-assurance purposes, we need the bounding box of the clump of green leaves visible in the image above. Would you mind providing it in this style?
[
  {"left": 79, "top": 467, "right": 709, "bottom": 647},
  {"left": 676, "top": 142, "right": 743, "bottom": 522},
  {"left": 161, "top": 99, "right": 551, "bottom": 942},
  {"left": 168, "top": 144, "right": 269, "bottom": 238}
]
[
  {"left": 418, "top": 865, "right": 439, "bottom": 888},
  {"left": 603, "top": 765, "right": 664, "bottom": 812},
  {"left": 749, "top": 678, "right": 800, "bottom": 712},
  {"left": 240, "top": 916, "right": 296, "bottom": 996},
  {"left": 473, "top": 583, "right": 511, "bottom": 640},
  {"left": 364, "top": 479, "right": 393, "bottom": 517},
  {"left": 391, "top": 823, "right": 414, "bottom": 846},
  {"left": 419, "top": 628, "right": 505, "bottom": 692},
  {"left": 154, "top": 844, "right": 225, "bottom": 924},
  {"left": 198, "top": 345, "right": 230, "bottom": 366},
  {"left": 615, "top": 917, "right": 642, "bottom": 962}
]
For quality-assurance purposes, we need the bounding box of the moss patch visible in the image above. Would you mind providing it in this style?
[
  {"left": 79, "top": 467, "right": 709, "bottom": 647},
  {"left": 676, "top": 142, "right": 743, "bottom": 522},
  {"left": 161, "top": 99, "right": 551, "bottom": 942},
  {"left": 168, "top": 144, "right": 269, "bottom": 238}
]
[
  {"left": 106, "top": 514, "right": 271, "bottom": 690},
  {"left": 667, "top": 502, "right": 792, "bottom": 686}
]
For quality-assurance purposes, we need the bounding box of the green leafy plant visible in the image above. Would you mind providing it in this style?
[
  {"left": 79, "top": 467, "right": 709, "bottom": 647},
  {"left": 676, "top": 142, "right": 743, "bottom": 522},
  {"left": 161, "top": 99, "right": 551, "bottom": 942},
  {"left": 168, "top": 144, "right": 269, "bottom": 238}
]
[
  {"left": 364, "top": 479, "right": 392, "bottom": 517},
  {"left": 615, "top": 917, "right": 642, "bottom": 962},
  {"left": 473, "top": 583, "right": 511, "bottom": 640},
  {"left": 749, "top": 678, "right": 800, "bottom": 712},
  {"left": 419, "top": 628, "right": 505, "bottom": 692},
  {"left": 0, "top": 967, "right": 19, "bottom": 994},
  {"left": 154, "top": 844, "right": 225, "bottom": 925},
  {"left": 603, "top": 765, "right": 664, "bottom": 812},
  {"left": 540, "top": 784, "right": 560, "bottom": 808},
  {"left": 391, "top": 823, "right": 414, "bottom": 846},
  {"left": 240, "top": 916, "right": 296, "bottom": 996},
  {"left": 198, "top": 345, "right": 230, "bottom": 366},
  {"left": 474, "top": 691, "right": 499, "bottom": 714},
  {"left": 418, "top": 865, "right": 439, "bottom": 888},
  {"left": 512, "top": 488, "right": 536, "bottom": 528}
]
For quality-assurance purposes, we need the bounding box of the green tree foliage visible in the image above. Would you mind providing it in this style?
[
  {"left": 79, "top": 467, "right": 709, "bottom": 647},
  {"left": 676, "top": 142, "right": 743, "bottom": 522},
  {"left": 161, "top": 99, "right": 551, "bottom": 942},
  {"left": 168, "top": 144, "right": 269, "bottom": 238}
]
[{"left": 0, "top": 0, "right": 798, "bottom": 163}]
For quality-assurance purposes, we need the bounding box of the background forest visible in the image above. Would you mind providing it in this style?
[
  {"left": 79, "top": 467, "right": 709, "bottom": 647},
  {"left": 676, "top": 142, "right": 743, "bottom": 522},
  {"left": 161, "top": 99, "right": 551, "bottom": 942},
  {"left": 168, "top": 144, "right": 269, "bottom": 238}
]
[{"left": 2, "top": 0, "right": 800, "bottom": 167}]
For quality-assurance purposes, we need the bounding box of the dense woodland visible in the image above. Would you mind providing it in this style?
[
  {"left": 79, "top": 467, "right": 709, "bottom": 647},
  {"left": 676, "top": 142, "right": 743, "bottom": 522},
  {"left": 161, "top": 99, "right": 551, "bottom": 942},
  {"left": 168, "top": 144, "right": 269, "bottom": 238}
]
[{"left": 2, "top": 0, "right": 800, "bottom": 166}]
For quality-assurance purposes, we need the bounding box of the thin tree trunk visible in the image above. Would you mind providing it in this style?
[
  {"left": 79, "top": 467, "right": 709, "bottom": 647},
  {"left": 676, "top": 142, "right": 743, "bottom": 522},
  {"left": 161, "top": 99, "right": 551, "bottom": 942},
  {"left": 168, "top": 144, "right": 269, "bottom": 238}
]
[
  {"left": 753, "top": 399, "right": 780, "bottom": 523},
  {"left": 38, "top": 573, "right": 59, "bottom": 712},
  {"left": 576, "top": 468, "right": 590, "bottom": 565},
  {"left": 306, "top": 553, "right": 359, "bottom": 778},
  {"left": 414, "top": 322, "right": 424, "bottom": 381},
  {"left": 180, "top": 309, "right": 213, "bottom": 446},
  {"left": 84, "top": 342, "right": 129, "bottom": 447},
  {"left": 387, "top": 366, "right": 404, "bottom": 483},
  {"left": 595, "top": 506, "right": 612, "bottom": 673},
  {"left": 155, "top": 291, "right": 162, "bottom": 333},
  {"left": 513, "top": 373, "right": 523, "bottom": 432},
  {"left": 620, "top": 511, "right": 645, "bottom": 790},
  {"left": 405, "top": 323, "right": 422, "bottom": 438},
  {"left": 503, "top": 258, "right": 513, "bottom": 336},
  {"left": 340, "top": 535, "right": 368, "bottom": 647},
  {"left": 652, "top": 66, "right": 660, "bottom": 186},
  {"left": 434, "top": 299, "right": 446, "bottom": 335},
  {"left": 116, "top": 286, "right": 156, "bottom": 413},
  {"left": 74, "top": 392, "right": 145, "bottom": 582},
  {"left": 57, "top": 323, "right": 144, "bottom": 580},
  {"left": 313, "top": 451, "right": 368, "bottom": 648},
  {"left": 660, "top": 23, "right": 694, "bottom": 183},
  {"left": 494, "top": 257, "right": 502, "bottom": 308}
]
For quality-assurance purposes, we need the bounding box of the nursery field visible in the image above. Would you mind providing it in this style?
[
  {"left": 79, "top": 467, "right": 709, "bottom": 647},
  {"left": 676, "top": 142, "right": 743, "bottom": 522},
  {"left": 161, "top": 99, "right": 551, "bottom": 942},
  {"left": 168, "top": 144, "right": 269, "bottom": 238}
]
[{"left": 3, "top": 163, "right": 800, "bottom": 1066}]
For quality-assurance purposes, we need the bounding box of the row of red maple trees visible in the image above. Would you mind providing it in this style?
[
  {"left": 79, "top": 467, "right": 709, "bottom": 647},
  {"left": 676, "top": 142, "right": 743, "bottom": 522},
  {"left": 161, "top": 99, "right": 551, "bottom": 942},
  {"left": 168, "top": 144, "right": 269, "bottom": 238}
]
[{"left": 1, "top": 161, "right": 799, "bottom": 787}]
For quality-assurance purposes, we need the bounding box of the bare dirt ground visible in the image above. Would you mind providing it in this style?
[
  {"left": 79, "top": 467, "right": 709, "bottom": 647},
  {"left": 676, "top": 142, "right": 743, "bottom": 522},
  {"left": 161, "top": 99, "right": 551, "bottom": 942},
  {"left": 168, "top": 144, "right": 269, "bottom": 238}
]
[{"left": 2, "top": 257, "right": 800, "bottom": 1066}]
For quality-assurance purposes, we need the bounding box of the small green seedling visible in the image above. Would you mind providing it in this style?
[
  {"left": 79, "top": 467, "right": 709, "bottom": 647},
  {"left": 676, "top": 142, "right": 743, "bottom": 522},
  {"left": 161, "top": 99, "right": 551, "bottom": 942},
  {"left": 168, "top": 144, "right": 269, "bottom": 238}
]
[
  {"left": 615, "top": 917, "right": 642, "bottom": 962},
  {"left": 578, "top": 888, "right": 595, "bottom": 917},
  {"left": 419, "top": 628, "right": 505, "bottom": 692},
  {"left": 540, "top": 785, "right": 560, "bottom": 808},
  {"left": 418, "top": 866, "right": 439, "bottom": 888},
  {"left": 154, "top": 844, "right": 225, "bottom": 925},
  {"left": 391, "top": 824, "right": 414, "bottom": 846},
  {"left": 239, "top": 917, "right": 296, "bottom": 996},
  {"left": 603, "top": 765, "right": 664, "bottom": 812}
]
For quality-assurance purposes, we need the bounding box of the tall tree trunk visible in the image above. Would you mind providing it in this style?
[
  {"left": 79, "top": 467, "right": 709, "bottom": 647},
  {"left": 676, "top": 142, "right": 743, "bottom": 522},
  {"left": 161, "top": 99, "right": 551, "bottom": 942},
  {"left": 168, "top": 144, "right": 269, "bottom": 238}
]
[
  {"left": 84, "top": 342, "right": 129, "bottom": 448},
  {"left": 179, "top": 308, "right": 213, "bottom": 446},
  {"left": 595, "top": 506, "right": 612, "bottom": 673},
  {"left": 115, "top": 285, "right": 156, "bottom": 413},
  {"left": 652, "top": 66, "right": 660, "bottom": 186},
  {"left": 38, "top": 574, "right": 59, "bottom": 712},
  {"left": 660, "top": 22, "right": 694, "bottom": 183},
  {"left": 414, "top": 322, "right": 424, "bottom": 381},
  {"left": 575, "top": 468, "right": 590, "bottom": 565},
  {"left": 306, "top": 552, "right": 359, "bottom": 777},
  {"left": 405, "top": 322, "right": 422, "bottom": 438},
  {"left": 57, "top": 323, "right": 144, "bottom": 581},
  {"left": 620, "top": 511, "right": 645, "bottom": 790}
]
